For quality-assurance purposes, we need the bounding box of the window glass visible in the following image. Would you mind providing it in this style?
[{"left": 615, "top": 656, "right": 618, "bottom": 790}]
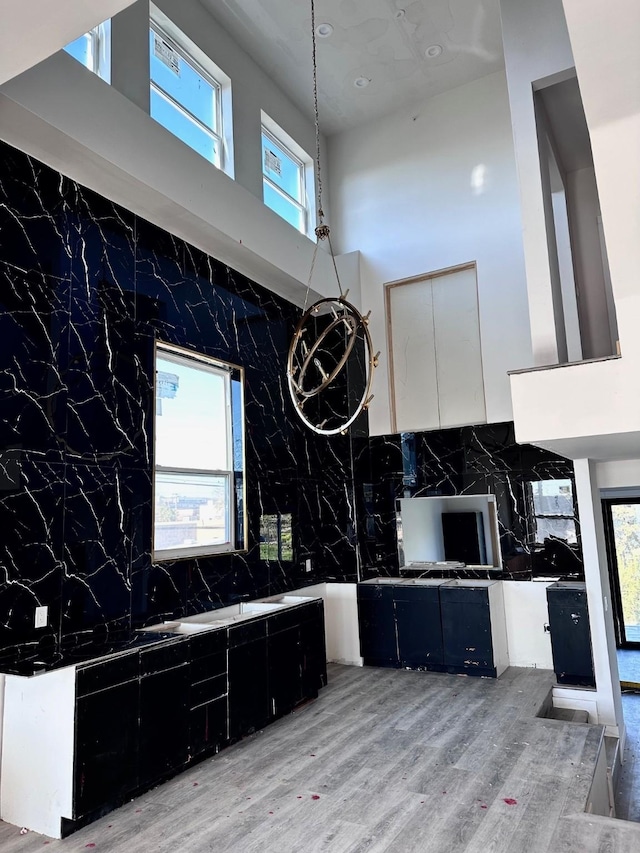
[
  {"left": 263, "top": 182, "right": 304, "bottom": 232},
  {"left": 65, "top": 33, "right": 93, "bottom": 69},
  {"left": 154, "top": 344, "right": 245, "bottom": 559},
  {"left": 155, "top": 354, "right": 228, "bottom": 471},
  {"left": 149, "top": 23, "right": 222, "bottom": 169},
  {"left": 150, "top": 89, "right": 219, "bottom": 163},
  {"left": 155, "top": 472, "right": 229, "bottom": 554},
  {"left": 63, "top": 20, "right": 111, "bottom": 82},
  {"left": 150, "top": 30, "right": 216, "bottom": 129},
  {"left": 261, "top": 118, "right": 312, "bottom": 235},
  {"left": 261, "top": 133, "right": 302, "bottom": 201}
]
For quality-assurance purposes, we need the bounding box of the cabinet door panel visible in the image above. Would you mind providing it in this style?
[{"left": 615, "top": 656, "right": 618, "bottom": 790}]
[
  {"left": 547, "top": 589, "right": 595, "bottom": 686},
  {"left": 357, "top": 586, "right": 398, "bottom": 666},
  {"left": 441, "top": 593, "right": 493, "bottom": 668},
  {"left": 74, "top": 680, "right": 139, "bottom": 818},
  {"left": 139, "top": 664, "right": 189, "bottom": 787},
  {"left": 388, "top": 278, "right": 439, "bottom": 432},
  {"left": 300, "top": 603, "right": 327, "bottom": 694},
  {"left": 432, "top": 267, "right": 486, "bottom": 428},
  {"left": 268, "top": 625, "right": 302, "bottom": 718},
  {"left": 228, "top": 636, "right": 269, "bottom": 740},
  {"left": 395, "top": 589, "right": 443, "bottom": 667},
  {"left": 190, "top": 695, "right": 228, "bottom": 759}
]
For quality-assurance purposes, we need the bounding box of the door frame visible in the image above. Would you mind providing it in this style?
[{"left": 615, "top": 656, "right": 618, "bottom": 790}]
[{"left": 602, "top": 496, "right": 640, "bottom": 649}]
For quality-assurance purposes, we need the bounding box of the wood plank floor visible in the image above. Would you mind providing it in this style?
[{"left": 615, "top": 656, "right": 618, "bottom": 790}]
[{"left": 2, "top": 664, "right": 640, "bottom": 852}]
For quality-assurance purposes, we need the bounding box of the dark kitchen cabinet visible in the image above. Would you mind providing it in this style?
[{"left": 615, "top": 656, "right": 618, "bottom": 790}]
[
  {"left": 440, "top": 581, "right": 497, "bottom": 677},
  {"left": 357, "top": 582, "right": 399, "bottom": 667},
  {"left": 74, "top": 657, "right": 139, "bottom": 819},
  {"left": 546, "top": 581, "right": 595, "bottom": 687},
  {"left": 394, "top": 582, "right": 444, "bottom": 669},
  {"left": 139, "top": 643, "right": 190, "bottom": 787},
  {"left": 357, "top": 579, "right": 506, "bottom": 678},
  {"left": 268, "top": 624, "right": 303, "bottom": 718},
  {"left": 20, "top": 598, "right": 326, "bottom": 838},
  {"left": 228, "top": 619, "right": 269, "bottom": 740},
  {"left": 300, "top": 600, "right": 327, "bottom": 695},
  {"left": 189, "top": 629, "right": 228, "bottom": 759}
]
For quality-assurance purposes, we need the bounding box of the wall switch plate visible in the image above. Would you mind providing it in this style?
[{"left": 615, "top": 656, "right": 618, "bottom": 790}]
[
  {"left": 35, "top": 605, "right": 48, "bottom": 628},
  {"left": 305, "top": 558, "right": 312, "bottom": 573}
]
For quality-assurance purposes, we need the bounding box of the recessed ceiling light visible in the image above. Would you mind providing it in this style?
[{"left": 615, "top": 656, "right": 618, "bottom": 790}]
[
  {"left": 395, "top": 9, "right": 406, "bottom": 19},
  {"left": 425, "top": 44, "right": 443, "bottom": 58},
  {"left": 316, "top": 22, "right": 334, "bottom": 37},
  {"left": 354, "top": 76, "right": 371, "bottom": 88}
]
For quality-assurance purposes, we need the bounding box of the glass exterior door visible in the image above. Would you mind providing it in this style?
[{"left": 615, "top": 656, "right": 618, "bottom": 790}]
[{"left": 604, "top": 500, "right": 640, "bottom": 647}]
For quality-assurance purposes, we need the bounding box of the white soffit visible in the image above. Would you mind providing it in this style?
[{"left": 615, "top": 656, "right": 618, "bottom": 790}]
[
  {"left": 0, "top": 0, "right": 136, "bottom": 86},
  {"left": 200, "top": 0, "right": 505, "bottom": 133}
]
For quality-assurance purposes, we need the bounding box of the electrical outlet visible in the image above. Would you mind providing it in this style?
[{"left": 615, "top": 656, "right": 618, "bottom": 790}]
[
  {"left": 305, "top": 558, "right": 312, "bottom": 573},
  {"left": 35, "top": 605, "right": 48, "bottom": 629}
]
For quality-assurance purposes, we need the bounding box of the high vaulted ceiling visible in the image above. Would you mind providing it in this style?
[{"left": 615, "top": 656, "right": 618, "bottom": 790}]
[{"left": 200, "top": 0, "right": 505, "bottom": 134}]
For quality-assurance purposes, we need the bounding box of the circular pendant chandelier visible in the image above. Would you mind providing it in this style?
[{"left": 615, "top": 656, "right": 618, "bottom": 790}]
[
  {"left": 287, "top": 294, "right": 377, "bottom": 435},
  {"left": 287, "top": 0, "right": 378, "bottom": 436}
]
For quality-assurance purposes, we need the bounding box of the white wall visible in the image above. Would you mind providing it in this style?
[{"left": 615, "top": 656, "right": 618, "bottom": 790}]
[
  {"left": 499, "top": 0, "right": 575, "bottom": 367},
  {"left": 329, "top": 70, "right": 531, "bottom": 436},
  {"left": 597, "top": 460, "right": 640, "bottom": 491}
]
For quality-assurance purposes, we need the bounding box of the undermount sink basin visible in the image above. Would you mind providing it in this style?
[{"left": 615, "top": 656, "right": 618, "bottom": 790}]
[
  {"left": 140, "top": 621, "right": 219, "bottom": 634},
  {"left": 266, "top": 594, "right": 313, "bottom": 604},
  {"left": 361, "top": 577, "right": 403, "bottom": 585},
  {"left": 239, "top": 601, "right": 287, "bottom": 614}
]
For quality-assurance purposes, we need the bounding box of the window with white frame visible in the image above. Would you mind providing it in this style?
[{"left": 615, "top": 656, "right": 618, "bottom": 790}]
[
  {"left": 150, "top": 19, "right": 226, "bottom": 170},
  {"left": 261, "top": 116, "right": 314, "bottom": 237},
  {"left": 154, "top": 343, "right": 245, "bottom": 560},
  {"left": 64, "top": 20, "right": 111, "bottom": 83}
]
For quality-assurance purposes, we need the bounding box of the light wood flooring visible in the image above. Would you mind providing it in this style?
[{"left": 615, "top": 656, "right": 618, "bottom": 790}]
[{"left": 2, "top": 664, "right": 640, "bottom": 852}]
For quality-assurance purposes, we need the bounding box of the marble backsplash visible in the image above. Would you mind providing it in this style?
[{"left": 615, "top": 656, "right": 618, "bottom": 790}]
[
  {"left": 0, "top": 140, "right": 359, "bottom": 661},
  {"left": 0, "top": 140, "right": 581, "bottom": 665}
]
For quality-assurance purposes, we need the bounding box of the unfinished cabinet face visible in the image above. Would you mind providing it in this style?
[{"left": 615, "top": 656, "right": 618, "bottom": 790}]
[{"left": 387, "top": 266, "right": 486, "bottom": 431}]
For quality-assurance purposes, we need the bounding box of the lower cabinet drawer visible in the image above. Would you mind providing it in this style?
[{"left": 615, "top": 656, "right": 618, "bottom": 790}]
[
  {"left": 191, "top": 673, "right": 227, "bottom": 707},
  {"left": 190, "top": 695, "right": 228, "bottom": 758}
]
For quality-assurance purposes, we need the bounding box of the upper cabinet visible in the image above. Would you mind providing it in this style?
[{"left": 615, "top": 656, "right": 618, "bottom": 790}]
[{"left": 386, "top": 264, "right": 486, "bottom": 433}]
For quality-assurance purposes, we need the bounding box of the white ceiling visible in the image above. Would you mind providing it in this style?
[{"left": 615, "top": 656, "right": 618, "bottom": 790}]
[{"left": 200, "top": 0, "right": 505, "bottom": 134}]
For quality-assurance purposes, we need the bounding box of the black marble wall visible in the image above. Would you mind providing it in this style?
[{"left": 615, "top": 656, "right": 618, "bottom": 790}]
[
  {"left": 0, "top": 140, "right": 581, "bottom": 666},
  {"left": 0, "top": 141, "right": 359, "bottom": 660},
  {"left": 361, "top": 423, "right": 582, "bottom": 581}
]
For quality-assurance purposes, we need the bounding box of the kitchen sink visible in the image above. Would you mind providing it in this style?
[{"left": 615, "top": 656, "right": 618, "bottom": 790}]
[{"left": 140, "top": 621, "right": 220, "bottom": 634}]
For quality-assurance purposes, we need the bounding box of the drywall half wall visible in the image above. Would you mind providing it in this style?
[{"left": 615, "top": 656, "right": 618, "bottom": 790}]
[{"left": 329, "top": 70, "right": 531, "bottom": 436}]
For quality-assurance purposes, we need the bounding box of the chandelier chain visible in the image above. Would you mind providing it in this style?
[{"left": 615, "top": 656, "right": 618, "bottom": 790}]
[{"left": 310, "top": 0, "right": 324, "bottom": 224}]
